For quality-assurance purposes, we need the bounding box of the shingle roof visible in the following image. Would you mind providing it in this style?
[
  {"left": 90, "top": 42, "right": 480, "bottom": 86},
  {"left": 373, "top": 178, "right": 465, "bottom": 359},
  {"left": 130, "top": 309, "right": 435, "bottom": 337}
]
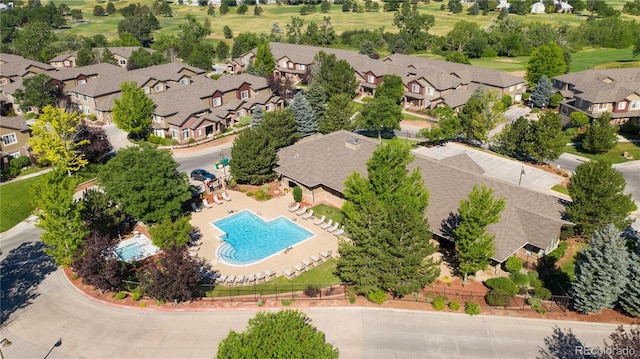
[
  {"left": 50, "top": 63, "right": 125, "bottom": 82},
  {"left": 0, "top": 115, "right": 29, "bottom": 131},
  {"left": 441, "top": 83, "right": 480, "bottom": 108},
  {"left": 554, "top": 68, "right": 640, "bottom": 103},
  {"left": 0, "top": 53, "right": 55, "bottom": 78},
  {"left": 48, "top": 47, "right": 156, "bottom": 63},
  {"left": 275, "top": 131, "right": 569, "bottom": 262}
]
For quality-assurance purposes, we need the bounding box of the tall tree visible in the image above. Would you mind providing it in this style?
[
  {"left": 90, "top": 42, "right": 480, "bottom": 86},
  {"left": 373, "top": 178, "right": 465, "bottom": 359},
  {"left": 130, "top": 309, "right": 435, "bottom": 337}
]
[
  {"left": 530, "top": 76, "right": 554, "bottom": 108},
  {"left": 524, "top": 111, "right": 565, "bottom": 163},
  {"left": 313, "top": 51, "right": 358, "bottom": 98},
  {"left": 80, "top": 188, "right": 125, "bottom": 236},
  {"left": 30, "top": 105, "right": 89, "bottom": 175},
  {"left": 127, "top": 48, "right": 168, "bottom": 69},
  {"left": 99, "top": 145, "right": 192, "bottom": 223},
  {"left": 33, "top": 171, "right": 89, "bottom": 266},
  {"left": 337, "top": 142, "right": 440, "bottom": 297},
  {"left": 285, "top": 16, "right": 305, "bottom": 44},
  {"left": 601, "top": 325, "right": 640, "bottom": 358},
  {"left": 230, "top": 127, "right": 278, "bottom": 185},
  {"left": 250, "top": 105, "right": 264, "bottom": 128},
  {"left": 251, "top": 42, "right": 275, "bottom": 77},
  {"left": 112, "top": 81, "right": 154, "bottom": 139},
  {"left": 216, "top": 41, "right": 230, "bottom": 61},
  {"left": 75, "top": 47, "right": 96, "bottom": 67},
  {"left": 290, "top": 93, "right": 318, "bottom": 137},
  {"left": 13, "top": 73, "right": 64, "bottom": 113},
  {"left": 581, "top": 112, "right": 618, "bottom": 154},
  {"left": 526, "top": 43, "right": 567, "bottom": 85},
  {"left": 620, "top": 250, "right": 640, "bottom": 317},
  {"left": 73, "top": 231, "right": 128, "bottom": 294},
  {"left": 75, "top": 125, "right": 113, "bottom": 164},
  {"left": 375, "top": 74, "right": 405, "bottom": 104},
  {"left": 149, "top": 216, "right": 193, "bottom": 250},
  {"left": 151, "top": 33, "right": 180, "bottom": 62},
  {"left": 260, "top": 108, "right": 299, "bottom": 149},
  {"left": 217, "top": 310, "right": 339, "bottom": 359},
  {"left": 417, "top": 106, "right": 462, "bottom": 142},
  {"left": 393, "top": 1, "right": 435, "bottom": 51},
  {"left": 306, "top": 81, "right": 328, "bottom": 120},
  {"left": 356, "top": 97, "right": 402, "bottom": 139},
  {"left": 231, "top": 32, "right": 259, "bottom": 58},
  {"left": 570, "top": 224, "right": 629, "bottom": 314},
  {"left": 454, "top": 184, "right": 506, "bottom": 280},
  {"left": 139, "top": 247, "right": 207, "bottom": 302},
  {"left": 494, "top": 116, "right": 530, "bottom": 159},
  {"left": 98, "top": 47, "right": 117, "bottom": 65},
  {"left": 458, "top": 87, "right": 504, "bottom": 145},
  {"left": 567, "top": 161, "right": 635, "bottom": 237},
  {"left": 14, "top": 21, "right": 55, "bottom": 62},
  {"left": 117, "top": 14, "right": 156, "bottom": 46},
  {"left": 319, "top": 93, "right": 356, "bottom": 134}
]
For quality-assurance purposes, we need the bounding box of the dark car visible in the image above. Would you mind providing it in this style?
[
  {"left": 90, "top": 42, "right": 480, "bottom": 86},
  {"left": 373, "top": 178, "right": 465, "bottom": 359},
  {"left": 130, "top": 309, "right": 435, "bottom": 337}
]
[{"left": 190, "top": 169, "right": 216, "bottom": 182}]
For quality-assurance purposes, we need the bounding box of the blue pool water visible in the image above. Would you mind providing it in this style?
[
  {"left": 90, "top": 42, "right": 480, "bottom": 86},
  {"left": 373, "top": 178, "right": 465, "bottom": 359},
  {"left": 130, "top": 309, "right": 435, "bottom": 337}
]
[
  {"left": 114, "top": 242, "right": 143, "bottom": 262},
  {"left": 213, "top": 210, "right": 314, "bottom": 265}
]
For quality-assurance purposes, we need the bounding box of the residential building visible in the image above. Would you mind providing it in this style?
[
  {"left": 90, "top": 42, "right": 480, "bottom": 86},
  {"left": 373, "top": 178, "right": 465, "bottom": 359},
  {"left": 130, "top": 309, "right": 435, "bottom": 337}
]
[
  {"left": 49, "top": 63, "right": 125, "bottom": 90},
  {"left": 0, "top": 115, "right": 31, "bottom": 168},
  {"left": 0, "top": 53, "right": 55, "bottom": 86},
  {"left": 554, "top": 68, "right": 640, "bottom": 125},
  {"left": 274, "top": 130, "right": 571, "bottom": 265},
  {"left": 48, "top": 47, "right": 157, "bottom": 69}
]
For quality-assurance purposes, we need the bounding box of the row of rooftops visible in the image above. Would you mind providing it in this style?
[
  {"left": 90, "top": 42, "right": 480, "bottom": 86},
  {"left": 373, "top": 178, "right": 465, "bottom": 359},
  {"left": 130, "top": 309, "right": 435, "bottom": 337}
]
[{"left": 554, "top": 68, "right": 640, "bottom": 103}]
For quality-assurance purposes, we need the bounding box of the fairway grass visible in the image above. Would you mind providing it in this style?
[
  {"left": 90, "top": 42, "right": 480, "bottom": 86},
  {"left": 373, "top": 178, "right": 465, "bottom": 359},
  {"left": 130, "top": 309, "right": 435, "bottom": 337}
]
[{"left": 0, "top": 176, "right": 41, "bottom": 232}]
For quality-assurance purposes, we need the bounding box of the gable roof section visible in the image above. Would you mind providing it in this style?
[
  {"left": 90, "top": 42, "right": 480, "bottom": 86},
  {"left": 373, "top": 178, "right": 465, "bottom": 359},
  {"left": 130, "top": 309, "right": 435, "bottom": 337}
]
[
  {"left": 555, "top": 68, "right": 640, "bottom": 104},
  {"left": 0, "top": 53, "right": 55, "bottom": 78},
  {"left": 0, "top": 115, "right": 29, "bottom": 131},
  {"left": 50, "top": 63, "right": 125, "bottom": 82}
]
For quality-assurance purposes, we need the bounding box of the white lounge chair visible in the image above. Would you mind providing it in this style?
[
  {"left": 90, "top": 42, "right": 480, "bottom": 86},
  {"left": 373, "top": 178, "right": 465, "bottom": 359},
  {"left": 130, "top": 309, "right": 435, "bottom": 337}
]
[
  {"left": 320, "top": 219, "right": 333, "bottom": 229},
  {"left": 282, "top": 268, "right": 295, "bottom": 278},
  {"left": 222, "top": 192, "right": 232, "bottom": 201},
  {"left": 213, "top": 194, "right": 224, "bottom": 205},
  {"left": 310, "top": 255, "right": 321, "bottom": 263},
  {"left": 255, "top": 272, "right": 265, "bottom": 282},
  {"left": 319, "top": 250, "right": 333, "bottom": 259},
  {"left": 333, "top": 228, "right": 345, "bottom": 236},
  {"left": 202, "top": 198, "right": 213, "bottom": 208},
  {"left": 289, "top": 203, "right": 300, "bottom": 212},
  {"left": 226, "top": 275, "right": 236, "bottom": 285},
  {"left": 265, "top": 270, "right": 276, "bottom": 278},
  {"left": 293, "top": 264, "right": 304, "bottom": 272},
  {"left": 218, "top": 274, "right": 228, "bottom": 283},
  {"left": 301, "top": 209, "right": 314, "bottom": 220},
  {"left": 326, "top": 222, "right": 340, "bottom": 233},
  {"left": 236, "top": 275, "right": 246, "bottom": 286},
  {"left": 247, "top": 274, "right": 256, "bottom": 283},
  {"left": 301, "top": 258, "right": 313, "bottom": 267},
  {"left": 314, "top": 215, "right": 326, "bottom": 225},
  {"left": 295, "top": 206, "right": 307, "bottom": 216}
]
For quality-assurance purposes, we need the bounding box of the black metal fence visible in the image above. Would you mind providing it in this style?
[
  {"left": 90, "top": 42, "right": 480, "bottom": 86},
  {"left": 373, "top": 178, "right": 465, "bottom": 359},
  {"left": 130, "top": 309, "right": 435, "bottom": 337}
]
[{"left": 200, "top": 283, "right": 348, "bottom": 302}]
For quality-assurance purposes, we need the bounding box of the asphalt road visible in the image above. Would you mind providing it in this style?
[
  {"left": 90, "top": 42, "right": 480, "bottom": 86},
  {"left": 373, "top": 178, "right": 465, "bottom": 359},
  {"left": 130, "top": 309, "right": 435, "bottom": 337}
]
[{"left": 549, "top": 153, "right": 589, "bottom": 174}]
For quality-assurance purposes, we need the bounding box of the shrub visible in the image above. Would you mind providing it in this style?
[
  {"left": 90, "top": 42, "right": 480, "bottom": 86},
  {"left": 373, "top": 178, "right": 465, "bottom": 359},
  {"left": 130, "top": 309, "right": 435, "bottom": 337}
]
[
  {"left": 504, "top": 256, "right": 523, "bottom": 273},
  {"left": 366, "top": 289, "right": 387, "bottom": 304},
  {"left": 229, "top": 178, "right": 237, "bottom": 188},
  {"left": 534, "top": 287, "right": 552, "bottom": 300},
  {"left": 257, "top": 299, "right": 265, "bottom": 307},
  {"left": 131, "top": 291, "right": 142, "bottom": 301},
  {"left": 484, "top": 277, "right": 518, "bottom": 296},
  {"left": 522, "top": 92, "right": 530, "bottom": 101},
  {"left": 304, "top": 285, "right": 320, "bottom": 298},
  {"left": 465, "top": 302, "right": 480, "bottom": 316},
  {"left": 530, "top": 278, "right": 543, "bottom": 289},
  {"left": 348, "top": 286, "right": 357, "bottom": 304},
  {"left": 292, "top": 186, "right": 302, "bottom": 203},
  {"left": 510, "top": 272, "right": 529, "bottom": 286},
  {"left": 502, "top": 94, "right": 512, "bottom": 108},
  {"left": 531, "top": 108, "right": 540, "bottom": 114},
  {"left": 544, "top": 241, "right": 568, "bottom": 265},
  {"left": 560, "top": 227, "right": 574, "bottom": 240},
  {"left": 565, "top": 128, "right": 577, "bottom": 138},
  {"left": 527, "top": 270, "right": 539, "bottom": 281},
  {"left": 485, "top": 290, "right": 512, "bottom": 307},
  {"left": 115, "top": 291, "right": 128, "bottom": 300},
  {"left": 528, "top": 297, "right": 546, "bottom": 314},
  {"left": 448, "top": 300, "right": 461, "bottom": 311},
  {"left": 281, "top": 298, "right": 295, "bottom": 306},
  {"left": 11, "top": 155, "right": 31, "bottom": 169},
  {"left": 246, "top": 191, "right": 254, "bottom": 197},
  {"left": 432, "top": 296, "right": 446, "bottom": 310},
  {"left": 254, "top": 191, "right": 272, "bottom": 201}
]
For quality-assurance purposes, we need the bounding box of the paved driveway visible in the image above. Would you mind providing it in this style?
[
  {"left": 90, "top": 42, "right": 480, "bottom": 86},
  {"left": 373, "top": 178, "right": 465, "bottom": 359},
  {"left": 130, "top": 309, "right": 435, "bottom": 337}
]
[
  {"left": 413, "top": 143, "right": 564, "bottom": 194},
  {"left": 613, "top": 160, "right": 640, "bottom": 231}
]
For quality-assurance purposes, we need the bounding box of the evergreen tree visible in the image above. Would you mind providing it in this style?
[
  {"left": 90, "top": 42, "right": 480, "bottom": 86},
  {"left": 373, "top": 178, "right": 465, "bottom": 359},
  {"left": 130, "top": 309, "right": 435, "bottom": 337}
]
[
  {"left": 76, "top": 47, "right": 96, "bottom": 67},
  {"left": 494, "top": 116, "right": 530, "bottom": 159},
  {"left": 220, "top": 1, "right": 229, "bottom": 15},
  {"left": 313, "top": 51, "right": 358, "bottom": 98},
  {"left": 582, "top": 112, "right": 618, "bottom": 154},
  {"left": 320, "top": 93, "right": 356, "bottom": 134},
  {"left": 80, "top": 188, "right": 124, "bottom": 236},
  {"left": 620, "top": 250, "right": 640, "bottom": 317},
  {"left": 306, "top": 81, "right": 328, "bottom": 120},
  {"left": 98, "top": 47, "right": 117, "bottom": 65},
  {"left": 468, "top": 1, "right": 480, "bottom": 14},
  {"left": 33, "top": 171, "right": 89, "bottom": 266},
  {"left": 454, "top": 184, "right": 506, "bottom": 280},
  {"left": 570, "top": 224, "right": 630, "bottom": 314},
  {"left": 290, "top": 93, "right": 318, "bottom": 137},
  {"left": 229, "top": 128, "right": 278, "bottom": 185},
  {"left": 216, "top": 41, "right": 230, "bottom": 61},
  {"left": 337, "top": 142, "right": 440, "bottom": 297},
  {"left": 106, "top": 2, "right": 116, "bottom": 15},
  {"left": 356, "top": 96, "right": 402, "bottom": 139},
  {"left": 112, "top": 81, "right": 154, "bottom": 139},
  {"left": 208, "top": 3, "right": 215, "bottom": 15},
  {"left": 223, "top": 25, "right": 233, "bottom": 38},
  {"left": 250, "top": 105, "right": 264, "bottom": 128},
  {"left": 530, "top": 76, "right": 554, "bottom": 108},
  {"left": 567, "top": 161, "right": 635, "bottom": 237},
  {"left": 252, "top": 42, "right": 275, "bottom": 77},
  {"left": 260, "top": 109, "right": 300, "bottom": 149},
  {"left": 524, "top": 110, "right": 566, "bottom": 163}
]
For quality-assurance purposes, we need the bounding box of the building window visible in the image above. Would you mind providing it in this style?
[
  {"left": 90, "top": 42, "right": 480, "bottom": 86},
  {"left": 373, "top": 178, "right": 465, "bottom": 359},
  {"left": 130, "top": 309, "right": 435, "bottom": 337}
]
[
  {"left": 516, "top": 83, "right": 522, "bottom": 90},
  {"left": 0, "top": 79, "right": 6, "bottom": 85},
  {"left": 213, "top": 97, "right": 222, "bottom": 107},
  {"left": 154, "top": 129, "right": 165, "bottom": 138},
  {"left": 77, "top": 79, "right": 86, "bottom": 85},
  {"left": 182, "top": 128, "right": 189, "bottom": 139},
  {"left": 155, "top": 84, "right": 163, "bottom": 92},
  {"left": 143, "top": 87, "right": 150, "bottom": 94},
  {"left": 198, "top": 128, "right": 202, "bottom": 136},
  {"left": 240, "top": 90, "right": 249, "bottom": 99},
  {"left": 119, "top": 59, "right": 126, "bottom": 65},
  {"left": 280, "top": 60, "right": 287, "bottom": 67},
  {"left": 425, "top": 87, "right": 434, "bottom": 96},
  {"left": 509, "top": 86, "right": 514, "bottom": 92},
  {"left": 367, "top": 75, "right": 375, "bottom": 84},
  {"left": 171, "top": 129, "right": 179, "bottom": 138},
  {"left": 631, "top": 101, "right": 640, "bottom": 110},
  {"left": 265, "top": 104, "right": 271, "bottom": 111},
  {"left": 154, "top": 115, "right": 163, "bottom": 123},
  {"left": 287, "top": 62, "right": 294, "bottom": 69},
  {"left": 299, "top": 64, "right": 306, "bottom": 70},
  {"left": 236, "top": 110, "right": 244, "bottom": 117},
  {"left": 77, "top": 104, "right": 83, "bottom": 112},
  {"left": 181, "top": 78, "right": 189, "bottom": 85},
  {"left": 618, "top": 102, "right": 627, "bottom": 110},
  {"left": 411, "top": 84, "right": 420, "bottom": 93},
  {"left": 85, "top": 108, "right": 90, "bottom": 114},
  {"left": 74, "top": 93, "right": 79, "bottom": 99},
  {"left": 82, "top": 95, "right": 88, "bottom": 102},
  {"left": 1, "top": 133, "right": 17, "bottom": 146},
  {"left": 9, "top": 151, "right": 20, "bottom": 158}
]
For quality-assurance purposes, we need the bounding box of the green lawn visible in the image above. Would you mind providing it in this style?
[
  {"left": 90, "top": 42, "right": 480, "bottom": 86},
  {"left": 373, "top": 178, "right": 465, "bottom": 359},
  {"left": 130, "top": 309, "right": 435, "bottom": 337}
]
[
  {"left": 207, "top": 258, "right": 341, "bottom": 297},
  {"left": 570, "top": 47, "right": 639, "bottom": 73},
  {"left": 0, "top": 176, "right": 41, "bottom": 232},
  {"left": 311, "top": 203, "right": 343, "bottom": 224},
  {"left": 563, "top": 142, "right": 640, "bottom": 164},
  {"left": 551, "top": 184, "right": 569, "bottom": 195},
  {"left": 560, "top": 242, "right": 586, "bottom": 282}
]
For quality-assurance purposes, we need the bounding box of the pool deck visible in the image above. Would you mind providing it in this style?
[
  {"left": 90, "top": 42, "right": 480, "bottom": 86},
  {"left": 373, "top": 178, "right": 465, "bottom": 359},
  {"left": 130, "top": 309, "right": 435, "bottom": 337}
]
[{"left": 189, "top": 190, "right": 340, "bottom": 279}]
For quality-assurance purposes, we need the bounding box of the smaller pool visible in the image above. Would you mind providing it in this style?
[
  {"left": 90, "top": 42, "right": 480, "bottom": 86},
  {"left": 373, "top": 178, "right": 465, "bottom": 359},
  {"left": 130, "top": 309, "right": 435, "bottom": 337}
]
[
  {"left": 114, "top": 235, "right": 160, "bottom": 263},
  {"left": 213, "top": 210, "right": 314, "bottom": 266}
]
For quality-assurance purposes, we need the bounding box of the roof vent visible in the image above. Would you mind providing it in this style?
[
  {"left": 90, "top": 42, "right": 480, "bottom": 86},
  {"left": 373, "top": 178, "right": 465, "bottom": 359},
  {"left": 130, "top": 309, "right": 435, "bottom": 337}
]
[{"left": 345, "top": 138, "right": 360, "bottom": 150}]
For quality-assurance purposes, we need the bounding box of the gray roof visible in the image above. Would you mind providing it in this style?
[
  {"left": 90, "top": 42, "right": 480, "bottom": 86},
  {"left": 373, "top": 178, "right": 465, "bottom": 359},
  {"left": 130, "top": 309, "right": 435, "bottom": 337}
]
[
  {"left": 48, "top": 47, "right": 156, "bottom": 63},
  {"left": 0, "top": 53, "right": 55, "bottom": 78},
  {"left": 275, "top": 131, "right": 569, "bottom": 262},
  {"left": 50, "top": 63, "right": 125, "bottom": 82},
  {"left": 555, "top": 68, "right": 640, "bottom": 103},
  {"left": 441, "top": 83, "right": 480, "bottom": 108},
  {"left": 0, "top": 115, "right": 29, "bottom": 131}
]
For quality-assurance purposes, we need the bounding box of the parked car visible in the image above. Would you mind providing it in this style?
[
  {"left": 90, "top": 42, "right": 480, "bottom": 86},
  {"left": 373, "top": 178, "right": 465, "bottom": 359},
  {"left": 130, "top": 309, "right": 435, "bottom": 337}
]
[{"left": 190, "top": 169, "right": 216, "bottom": 182}]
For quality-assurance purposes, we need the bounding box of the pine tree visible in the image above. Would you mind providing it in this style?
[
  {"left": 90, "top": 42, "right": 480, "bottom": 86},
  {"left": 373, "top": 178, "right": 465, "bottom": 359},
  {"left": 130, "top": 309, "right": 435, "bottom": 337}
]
[
  {"left": 570, "top": 224, "right": 630, "bottom": 314},
  {"left": 306, "top": 81, "right": 328, "bottom": 120},
  {"left": 250, "top": 105, "right": 264, "bottom": 128},
  {"left": 260, "top": 109, "right": 299, "bottom": 149},
  {"left": 454, "top": 184, "right": 506, "bottom": 280},
  {"left": 252, "top": 42, "right": 275, "bottom": 77},
  {"left": 567, "top": 161, "right": 634, "bottom": 237},
  {"left": 337, "top": 142, "right": 440, "bottom": 297},
  {"left": 320, "top": 93, "right": 356, "bottom": 134},
  {"left": 99, "top": 47, "right": 117, "bottom": 65},
  {"left": 290, "top": 93, "right": 318, "bottom": 137},
  {"left": 525, "top": 110, "right": 566, "bottom": 163},
  {"left": 216, "top": 41, "right": 230, "bottom": 61},
  {"left": 582, "top": 112, "right": 618, "bottom": 154},
  {"left": 229, "top": 128, "right": 278, "bottom": 185},
  {"left": 530, "top": 76, "right": 554, "bottom": 108},
  {"left": 619, "top": 251, "right": 640, "bottom": 317}
]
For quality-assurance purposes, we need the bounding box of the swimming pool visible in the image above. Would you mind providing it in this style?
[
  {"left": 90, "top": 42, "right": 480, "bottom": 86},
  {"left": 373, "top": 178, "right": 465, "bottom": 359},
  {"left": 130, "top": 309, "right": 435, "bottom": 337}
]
[
  {"left": 114, "top": 235, "right": 160, "bottom": 263},
  {"left": 213, "top": 210, "right": 314, "bottom": 265}
]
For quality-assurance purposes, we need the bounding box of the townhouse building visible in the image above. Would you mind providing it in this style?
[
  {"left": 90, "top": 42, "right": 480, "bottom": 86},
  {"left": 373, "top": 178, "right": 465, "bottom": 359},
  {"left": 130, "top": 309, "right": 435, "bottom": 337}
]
[{"left": 48, "top": 47, "right": 157, "bottom": 69}]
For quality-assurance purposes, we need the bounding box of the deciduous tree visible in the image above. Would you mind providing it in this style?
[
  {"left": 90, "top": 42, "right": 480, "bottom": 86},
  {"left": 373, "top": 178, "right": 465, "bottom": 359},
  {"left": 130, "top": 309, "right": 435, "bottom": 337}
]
[
  {"left": 374, "top": 74, "right": 405, "bottom": 104},
  {"left": 356, "top": 97, "right": 402, "bottom": 139},
  {"left": 319, "top": 93, "right": 355, "bottom": 134},
  {"left": 217, "top": 310, "right": 339, "bottom": 359},
  {"left": 393, "top": 1, "right": 435, "bottom": 51},
  {"left": 139, "top": 247, "right": 207, "bottom": 302},
  {"left": 454, "top": 184, "right": 506, "bottom": 280},
  {"left": 127, "top": 48, "right": 168, "bottom": 69},
  {"left": 73, "top": 231, "right": 127, "bottom": 293},
  {"left": 526, "top": 43, "right": 567, "bottom": 85},
  {"left": 80, "top": 188, "right": 125, "bottom": 236},
  {"left": 570, "top": 224, "right": 629, "bottom": 314},
  {"left": 30, "top": 105, "right": 88, "bottom": 175},
  {"left": 13, "top": 74, "right": 64, "bottom": 113},
  {"left": 75, "top": 125, "right": 113, "bottom": 164},
  {"left": 337, "top": 142, "right": 440, "bottom": 297},
  {"left": 418, "top": 106, "right": 462, "bottom": 142},
  {"left": 99, "top": 145, "right": 192, "bottom": 223},
  {"left": 216, "top": 41, "right": 230, "bottom": 61},
  {"left": 458, "top": 87, "right": 504, "bottom": 144},
  {"left": 567, "top": 161, "right": 635, "bottom": 236},
  {"left": 149, "top": 216, "right": 193, "bottom": 250},
  {"left": 14, "top": 21, "right": 55, "bottom": 62},
  {"left": 581, "top": 112, "right": 617, "bottom": 154},
  {"left": 231, "top": 32, "right": 259, "bottom": 58},
  {"left": 290, "top": 93, "right": 318, "bottom": 137},
  {"left": 112, "top": 81, "right": 154, "bottom": 139}
]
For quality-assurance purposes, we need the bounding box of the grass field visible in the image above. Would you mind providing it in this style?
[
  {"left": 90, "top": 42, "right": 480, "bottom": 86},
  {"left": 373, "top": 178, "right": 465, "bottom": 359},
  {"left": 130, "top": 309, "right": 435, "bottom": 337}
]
[
  {"left": 563, "top": 142, "right": 640, "bottom": 164},
  {"left": 0, "top": 176, "right": 41, "bottom": 232},
  {"left": 311, "top": 203, "right": 343, "bottom": 224},
  {"left": 551, "top": 184, "right": 569, "bottom": 195}
]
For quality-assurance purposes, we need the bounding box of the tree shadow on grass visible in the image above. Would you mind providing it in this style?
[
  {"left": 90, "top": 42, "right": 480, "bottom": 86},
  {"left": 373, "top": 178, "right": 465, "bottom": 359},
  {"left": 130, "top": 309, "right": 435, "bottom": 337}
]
[
  {"left": 0, "top": 241, "right": 57, "bottom": 327},
  {"left": 538, "top": 326, "right": 596, "bottom": 359}
]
